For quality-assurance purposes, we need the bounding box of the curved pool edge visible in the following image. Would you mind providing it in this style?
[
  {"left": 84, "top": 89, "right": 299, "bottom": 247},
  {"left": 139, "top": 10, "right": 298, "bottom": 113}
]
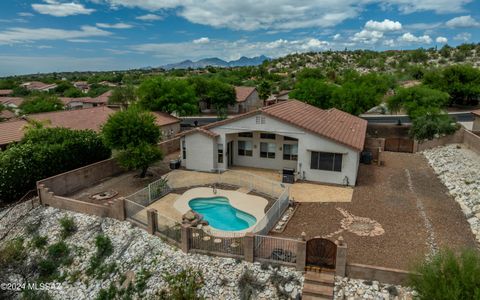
[{"left": 173, "top": 187, "right": 268, "bottom": 235}]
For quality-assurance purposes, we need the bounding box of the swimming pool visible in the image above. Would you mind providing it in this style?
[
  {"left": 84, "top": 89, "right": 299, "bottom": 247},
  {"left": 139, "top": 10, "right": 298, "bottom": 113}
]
[{"left": 189, "top": 197, "right": 257, "bottom": 231}]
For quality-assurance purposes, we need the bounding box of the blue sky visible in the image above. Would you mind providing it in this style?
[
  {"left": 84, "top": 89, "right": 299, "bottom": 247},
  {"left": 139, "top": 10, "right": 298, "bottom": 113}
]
[{"left": 0, "top": 0, "right": 479, "bottom": 76}]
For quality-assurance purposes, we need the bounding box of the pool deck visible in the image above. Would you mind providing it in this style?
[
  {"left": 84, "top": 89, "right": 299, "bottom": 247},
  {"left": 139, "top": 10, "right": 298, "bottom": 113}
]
[{"left": 173, "top": 187, "right": 268, "bottom": 234}]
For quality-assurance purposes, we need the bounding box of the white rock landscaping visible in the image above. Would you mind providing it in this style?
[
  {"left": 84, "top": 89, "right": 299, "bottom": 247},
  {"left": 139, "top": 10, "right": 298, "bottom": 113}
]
[
  {"left": 334, "top": 277, "right": 416, "bottom": 300},
  {"left": 423, "top": 144, "right": 480, "bottom": 243},
  {"left": 0, "top": 202, "right": 303, "bottom": 299}
]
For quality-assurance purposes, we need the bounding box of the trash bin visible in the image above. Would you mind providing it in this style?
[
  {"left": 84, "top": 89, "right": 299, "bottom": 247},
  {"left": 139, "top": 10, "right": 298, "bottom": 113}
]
[{"left": 360, "top": 150, "right": 373, "bottom": 165}]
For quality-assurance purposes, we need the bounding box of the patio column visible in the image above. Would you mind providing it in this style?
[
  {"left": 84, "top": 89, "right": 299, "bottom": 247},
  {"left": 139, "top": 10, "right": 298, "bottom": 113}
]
[
  {"left": 296, "top": 232, "right": 307, "bottom": 271},
  {"left": 146, "top": 209, "right": 157, "bottom": 235},
  {"left": 244, "top": 232, "right": 255, "bottom": 262},
  {"left": 335, "top": 236, "right": 348, "bottom": 277}
]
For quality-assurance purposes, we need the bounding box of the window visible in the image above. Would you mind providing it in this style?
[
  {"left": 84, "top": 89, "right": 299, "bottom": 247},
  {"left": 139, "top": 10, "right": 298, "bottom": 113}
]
[
  {"left": 283, "top": 144, "right": 298, "bottom": 160},
  {"left": 238, "top": 141, "right": 253, "bottom": 156},
  {"left": 260, "top": 142, "right": 276, "bottom": 158},
  {"left": 217, "top": 144, "right": 223, "bottom": 163},
  {"left": 260, "top": 133, "right": 276, "bottom": 140},
  {"left": 310, "top": 151, "right": 342, "bottom": 172},
  {"left": 284, "top": 136, "right": 298, "bottom": 141},
  {"left": 255, "top": 116, "right": 266, "bottom": 124},
  {"left": 182, "top": 140, "right": 186, "bottom": 159},
  {"left": 238, "top": 132, "right": 253, "bottom": 138}
]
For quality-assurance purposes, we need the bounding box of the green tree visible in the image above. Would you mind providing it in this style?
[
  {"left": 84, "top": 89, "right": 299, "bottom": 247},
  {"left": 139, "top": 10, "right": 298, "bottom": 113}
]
[
  {"left": 289, "top": 79, "right": 336, "bottom": 109},
  {"left": 409, "top": 249, "right": 480, "bottom": 300},
  {"left": 388, "top": 86, "right": 450, "bottom": 117},
  {"left": 296, "top": 68, "right": 324, "bottom": 81},
  {"left": 137, "top": 77, "right": 198, "bottom": 116},
  {"left": 409, "top": 110, "right": 458, "bottom": 140},
  {"left": 205, "top": 80, "right": 236, "bottom": 115},
  {"left": 19, "top": 95, "right": 63, "bottom": 114},
  {"left": 257, "top": 81, "right": 272, "bottom": 101},
  {"left": 102, "top": 108, "right": 162, "bottom": 177},
  {"left": 109, "top": 85, "right": 136, "bottom": 109}
]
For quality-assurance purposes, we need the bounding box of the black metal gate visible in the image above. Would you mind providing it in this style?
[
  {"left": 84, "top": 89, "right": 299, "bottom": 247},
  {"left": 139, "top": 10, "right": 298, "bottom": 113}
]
[{"left": 306, "top": 238, "right": 337, "bottom": 269}]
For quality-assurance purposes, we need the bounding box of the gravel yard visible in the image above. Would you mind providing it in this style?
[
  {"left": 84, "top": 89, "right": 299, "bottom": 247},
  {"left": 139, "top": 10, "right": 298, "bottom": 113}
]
[{"left": 273, "top": 151, "right": 477, "bottom": 270}]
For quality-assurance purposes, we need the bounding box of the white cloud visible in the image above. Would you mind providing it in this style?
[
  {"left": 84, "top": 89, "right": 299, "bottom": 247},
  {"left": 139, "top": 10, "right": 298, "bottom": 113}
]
[
  {"left": 383, "top": 39, "right": 395, "bottom": 47},
  {"left": 136, "top": 14, "right": 163, "bottom": 21},
  {"left": 364, "top": 19, "right": 402, "bottom": 31},
  {"left": 96, "top": 22, "right": 133, "bottom": 29},
  {"left": 445, "top": 15, "right": 480, "bottom": 28},
  {"left": 18, "top": 12, "right": 34, "bottom": 17},
  {"left": 32, "top": 1, "right": 95, "bottom": 17},
  {"left": 351, "top": 29, "right": 384, "bottom": 44},
  {"left": 192, "top": 37, "right": 210, "bottom": 44},
  {"left": 398, "top": 32, "right": 432, "bottom": 44},
  {"left": 332, "top": 34, "right": 342, "bottom": 41},
  {"left": 436, "top": 36, "right": 448, "bottom": 43},
  {"left": 453, "top": 32, "right": 472, "bottom": 41},
  {"left": 0, "top": 26, "right": 111, "bottom": 44},
  {"left": 131, "top": 37, "right": 330, "bottom": 62},
  {"left": 92, "top": 0, "right": 472, "bottom": 30}
]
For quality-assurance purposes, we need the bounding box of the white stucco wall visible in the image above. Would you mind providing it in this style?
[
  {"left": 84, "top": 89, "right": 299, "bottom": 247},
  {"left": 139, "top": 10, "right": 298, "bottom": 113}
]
[
  {"left": 209, "top": 114, "right": 361, "bottom": 186},
  {"left": 473, "top": 116, "right": 480, "bottom": 131},
  {"left": 160, "top": 123, "right": 180, "bottom": 140},
  {"left": 184, "top": 133, "right": 215, "bottom": 171}
]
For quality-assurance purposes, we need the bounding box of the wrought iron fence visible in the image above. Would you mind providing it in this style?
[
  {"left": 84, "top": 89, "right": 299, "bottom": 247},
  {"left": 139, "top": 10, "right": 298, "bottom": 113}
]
[
  {"left": 189, "top": 227, "right": 245, "bottom": 257},
  {"left": 253, "top": 188, "right": 290, "bottom": 235},
  {"left": 156, "top": 213, "right": 182, "bottom": 243},
  {"left": 254, "top": 235, "right": 298, "bottom": 265},
  {"left": 125, "top": 199, "right": 148, "bottom": 226}
]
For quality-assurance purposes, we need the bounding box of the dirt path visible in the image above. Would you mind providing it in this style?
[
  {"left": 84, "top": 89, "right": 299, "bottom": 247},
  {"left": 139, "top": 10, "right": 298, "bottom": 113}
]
[{"left": 273, "top": 152, "right": 477, "bottom": 269}]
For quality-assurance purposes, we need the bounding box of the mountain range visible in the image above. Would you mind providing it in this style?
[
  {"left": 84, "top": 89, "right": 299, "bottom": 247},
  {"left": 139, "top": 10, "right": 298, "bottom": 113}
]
[{"left": 161, "top": 55, "right": 269, "bottom": 69}]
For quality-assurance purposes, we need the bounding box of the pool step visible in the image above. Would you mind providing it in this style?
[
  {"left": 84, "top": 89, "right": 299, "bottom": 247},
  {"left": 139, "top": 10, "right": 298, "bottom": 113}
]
[{"left": 302, "top": 271, "right": 335, "bottom": 300}]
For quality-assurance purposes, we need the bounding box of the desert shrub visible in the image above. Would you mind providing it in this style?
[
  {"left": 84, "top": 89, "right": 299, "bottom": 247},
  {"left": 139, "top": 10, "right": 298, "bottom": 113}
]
[
  {"left": 59, "top": 216, "right": 76, "bottom": 239},
  {"left": 163, "top": 268, "right": 203, "bottom": 300},
  {"left": 31, "top": 235, "right": 48, "bottom": 249},
  {"left": 38, "top": 241, "right": 71, "bottom": 280},
  {"left": 0, "top": 238, "right": 26, "bottom": 267},
  {"left": 22, "top": 288, "right": 52, "bottom": 300},
  {"left": 95, "top": 282, "right": 118, "bottom": 300},
  {"left": 87, "top": 234, "right": 114, "bottom": 278},
  {"left": 0, "top": 127, "right": 111, "bottom": 203},
  {"left": 238, "top": 269, "right": 265, "bottom": 300},
  {"left": 25, "top": 219, "right": 41, "bottom": 235},
  {"left": 409, "top": 249, "right": 480, "bottom": 300}
]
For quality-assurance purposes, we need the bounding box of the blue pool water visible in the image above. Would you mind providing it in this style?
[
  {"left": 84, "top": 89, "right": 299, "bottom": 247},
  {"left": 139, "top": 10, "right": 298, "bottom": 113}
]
[{"left": 189, "top": 197, "right": 257, "bottom": 231}]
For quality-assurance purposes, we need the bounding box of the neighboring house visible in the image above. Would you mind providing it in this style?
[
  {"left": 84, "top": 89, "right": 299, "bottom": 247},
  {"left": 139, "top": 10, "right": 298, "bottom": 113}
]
[
  {"left": 73, "top": 81, "right": 90, "bottom": 93},
  {"left": 60, "top": 91, "right": 112, "bottom": 110},
  {"left": 99, "top": 81, "right": 118, "bottom": 87},
  {"left": 0, "top": 106, "right": 181, "bottom": 147},
  {"left": 151, "top": 112, "right": 181, "bottom": 140},
  {"left": 473, "top": 110, "right": 480, "bottom": 131},
  {"left": 0, "top": 89, "right": 13, "bottom": 97},
  {"left": 265, "top": 90, "right": 291, "bottom": 106},
  {"left": 0, "top": 97, "right": 24, "bottom": 112},
  {"left": 0, "top": 109, "right": 16, "bottom": 121},
  {"left": 180, "top": 100, "right": 367, "bottom": 186},
  {"left": 199, "top": 86, "right": 262, "bottom": 114},
  {"left": 21, "top": 81, "right": 57, "bottom": 92}
]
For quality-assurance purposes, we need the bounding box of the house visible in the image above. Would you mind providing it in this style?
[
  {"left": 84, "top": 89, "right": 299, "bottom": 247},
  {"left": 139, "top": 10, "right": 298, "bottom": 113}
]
[
  {"left": 0, "top": 97, "right": 24, "bottom": 112},
  {"left": 0, "top": 106, "right": 181, "bottom": 148},
  {"left": 199, "top": 86, "right": 262, "bottom": 114},
  {"left": 0, "top": 89, "right": 13, "bottom": 97},
  {"left": 0, "top": 109, "right": 16, "bottom": 121},
  {"left": 73, "top": 81, "right": 90, "bottom": 93},
  {"left": 473, "top": 110, "right": 480, "bottom": 131},
  {"left": 229, "top": 86, "right": 262, "bottom": 114},
  {"left": 265, "top": 90, "right": 291, "bottom": 106},
  {"left": 60, "top": 91, "right": 112, "bottom": 110},
  {"left": 21, "top": 81, "right": 57, "bottom": 92},
  {"left": 151, "top": 112, "right": 181, "bottom": 139},
  {"left": 180, "top": 100, "right": 367, "bottom": 186}
]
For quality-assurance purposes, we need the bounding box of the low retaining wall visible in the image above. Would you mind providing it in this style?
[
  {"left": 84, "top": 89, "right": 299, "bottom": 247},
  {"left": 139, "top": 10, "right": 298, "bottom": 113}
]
[
  {"left": 464, "top": 129, "right": 480, "bottom": 155},
  {"left": 415, "top": 127, "right": 465, "bottom": 152},
  {"left": 346, "top": 263, "right": 411, "bottom": 285},
  {"left": 37, "top": 158, "right": 124, "bottom": 196},
  {"left": 159, "top": 137, "right": 180, "bottom": 155}
]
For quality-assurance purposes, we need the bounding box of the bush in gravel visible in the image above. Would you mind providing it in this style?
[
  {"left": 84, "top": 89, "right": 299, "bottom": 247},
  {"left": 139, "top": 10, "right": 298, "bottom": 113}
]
[
  {"left": 31, "top": 235, "right": 48, "bottom": 249},
  {"left": 409, "top": 248, "right": 480, "bottom": 300},
  {"left": 270, "top": 270, "right": 300, "bottom": 299},
  {"left": 238, "top": 269, "right": 265, "bottom": 300},
  {"left": 87, "top": 234, "right": 114, "bottom": 278},
  {"left": 39, "top": 241, "right": 71, "bottom": 280},
  {"left": 162, "top": 268, "right": 203, "bottom": 300},
  {"left": 59, "top": 216, "right": 77, "bottom": 239},
  {"left": 0, "top": 238, "right": 26, "bottom": 267},
  {"left": 25, "top": 220, "right": 41, "bottom": 235},
  {"left": 22, "top": 288, "right": 52, "bottom": 300}
]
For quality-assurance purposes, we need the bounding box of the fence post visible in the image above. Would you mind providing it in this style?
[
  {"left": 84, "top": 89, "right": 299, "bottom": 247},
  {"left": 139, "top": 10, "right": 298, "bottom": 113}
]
[
  {"left": 147, "top": 209, "right": 157, "bottom": 235},
  {"left": 111, "top": 197, "right": 126, "bottom": 221},
  {"left": 181, "top": 224, "right": 191, "bottom": 253},
  {"left": 244, "top": 233, "right": 255, "bottom": 263},
  {"left": 296, "top": 232, "right": 307, "bottom": 271},
  {"left": 335, "top": 236, "right": 348, "bottom": 277},
  {"left": 148, "top": 184, "right": 152, "bottom": 203}
]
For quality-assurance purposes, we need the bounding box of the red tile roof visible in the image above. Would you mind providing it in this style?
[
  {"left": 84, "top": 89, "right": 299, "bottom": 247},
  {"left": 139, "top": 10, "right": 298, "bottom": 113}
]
[
  {"left": 235, "top": 86, "right": 256, "bottom": 103},
  {"left": 0, "top": 97, "right": 24, "bottom": 107},
  {"left": 0, "top": 119, "right": 28, "bottom": 146},
  {"left": 95, "top": 90, "right": 112, "bottom": 103},
  {"left": 183, "top": 127, "right": 219, "bottom": 138},
  {"left": 0, "top": 110, "right": 16, "bottom": 120},
  {"left": 0, "top": 89, "right": 13, "bottom": 96},
  {"left": 201, "top": 100, "right": 367, "bottom": 151},
  {"left": 151, "top": 111, "right": 181, "bottom": 126}
]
